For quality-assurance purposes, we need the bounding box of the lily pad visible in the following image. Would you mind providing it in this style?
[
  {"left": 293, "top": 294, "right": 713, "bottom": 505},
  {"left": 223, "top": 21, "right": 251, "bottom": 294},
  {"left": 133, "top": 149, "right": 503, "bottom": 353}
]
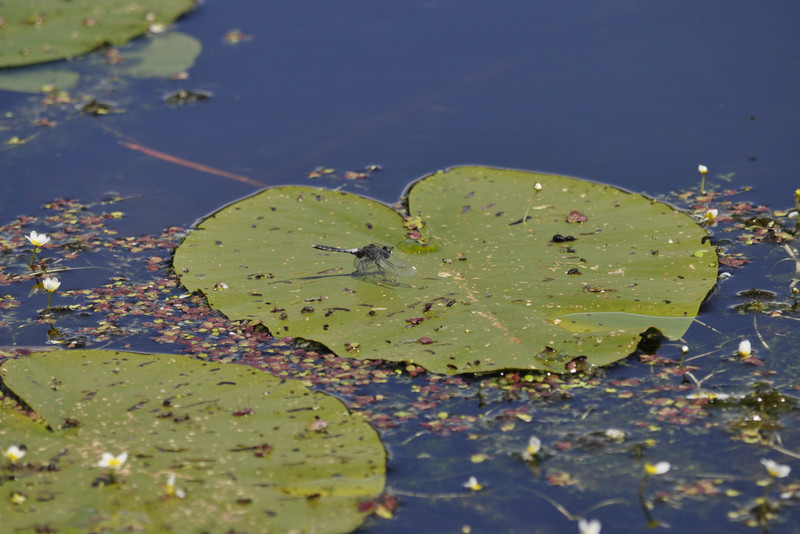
[
  {"left": 0, "top": 0, "right": 196, "bottom": 69},
  {"left": 174, "top": 166, "right": 718, "bottom": 374},
  {"left": 0, "top": 32, "right": 201, "bottom": 94},
  {"left": 0, "top": 350, "right": 385, "bottom": 533},
  {"left": 0, "top": 65, "right": 81, "bottom": 93},
  {"left": 115, "top": 31, "right": 202, "bottom": 78}
]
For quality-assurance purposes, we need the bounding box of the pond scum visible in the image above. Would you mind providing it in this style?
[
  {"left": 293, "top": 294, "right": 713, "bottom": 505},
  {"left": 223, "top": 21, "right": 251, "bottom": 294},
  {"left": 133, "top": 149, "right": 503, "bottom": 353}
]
[{"left": 0, "top": 183, "right": 798, "bottom": 532}]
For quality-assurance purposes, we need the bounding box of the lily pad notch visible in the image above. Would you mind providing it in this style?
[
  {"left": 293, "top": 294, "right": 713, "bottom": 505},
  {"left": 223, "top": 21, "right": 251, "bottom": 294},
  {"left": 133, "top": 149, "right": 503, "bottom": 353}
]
[{"left": 173, "top": 166, "right": 719, "bottom": 375}]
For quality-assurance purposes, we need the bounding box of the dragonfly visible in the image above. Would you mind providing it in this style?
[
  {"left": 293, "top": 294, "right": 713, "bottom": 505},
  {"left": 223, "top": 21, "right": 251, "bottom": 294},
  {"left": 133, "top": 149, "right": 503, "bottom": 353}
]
[{"left": 312, "top": 243, "right": 417, "bottom": 285}]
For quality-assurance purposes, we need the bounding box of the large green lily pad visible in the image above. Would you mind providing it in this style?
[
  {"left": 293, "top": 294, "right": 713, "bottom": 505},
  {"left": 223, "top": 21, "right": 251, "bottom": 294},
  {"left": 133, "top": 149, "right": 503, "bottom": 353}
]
[
  {"left": 0, "top": 0, "right": 196, "bottom": 68},
  {"left": 174, "top": 166, "right": 718, "bottom": 374},
  {"left": 0, "top": 350, "right": 385, "bottom": 533}
]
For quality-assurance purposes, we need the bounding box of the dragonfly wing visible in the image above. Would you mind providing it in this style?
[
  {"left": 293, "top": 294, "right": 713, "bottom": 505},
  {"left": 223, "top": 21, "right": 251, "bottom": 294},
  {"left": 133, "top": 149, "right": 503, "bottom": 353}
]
[
  {"left": 380, "top": 256, "right": 417, "bottom": 278},
  {"left": 353, "top": 258, "right": 400, "bottom": 285}
]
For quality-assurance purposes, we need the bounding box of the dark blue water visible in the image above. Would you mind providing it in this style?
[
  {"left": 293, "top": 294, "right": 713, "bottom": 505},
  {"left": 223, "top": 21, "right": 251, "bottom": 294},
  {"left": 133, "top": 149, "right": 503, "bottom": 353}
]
[
  {"left": 3, "top": 1, "right": 799, "bottom": 227},
  {"left": 1, "top": 1, "right": 799, "bottom": 532}
]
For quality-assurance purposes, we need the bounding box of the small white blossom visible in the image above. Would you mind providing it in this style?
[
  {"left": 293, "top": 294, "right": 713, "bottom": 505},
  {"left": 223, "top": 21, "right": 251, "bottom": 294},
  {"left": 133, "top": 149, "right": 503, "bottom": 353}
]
[
  {"left": 522, "top": 436, "right": 541, "bottom": 461},
  {"left": 164, "top": 473, "right": 186, "bottom": 498},
  {"left": 698, "top": 164, "right": 708, "bottom": 175},
  {"left": 98, "top": 452, "right": 128, "bottom": 471},
  {"left": 534, "top": 183, "right": 543, "bottom": 192},
  {"left": 604, "top": 428, "right": 626, "bottom": 441},
  {"left": 578, "top": 518, "right": 602, "bottom": 534},
  {"left": 25, "top": 231, "right": 50, "bottom": 247},
  {"left": 737, "top": 339, "right": 752, "bottom": 358},
  {"left": 3, "top": 445, "right": 26, "bottom": 463},
  {"left": 702, "top": 209, "right": 718, "bottom": 225},
  {"left": 687, "top": 391, "right": 731, "bottom": 401},
  {"left": 42, "top": 277, "right": 61, "bottom": 293},
  {"left": 463, "top": 476, "right": 483, "bottom": 491},
  {"left": 761, "top": 458, "right": 791, "bottom": 478},
  {"left": 644, "top": 461, "right": 671, "bottom": 475}
]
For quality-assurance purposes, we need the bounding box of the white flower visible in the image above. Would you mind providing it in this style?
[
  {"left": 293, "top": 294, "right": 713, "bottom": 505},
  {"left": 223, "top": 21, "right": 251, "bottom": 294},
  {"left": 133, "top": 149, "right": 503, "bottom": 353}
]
[
  {"left": 463, "top": 476, "right": 483, "bottom": 491},
  {"left": 687, "top": 391, "right": 731, "bottom": 401},
  {"left": 702, "top": 209, "right": 718, "bottom": 225},
  {"left": 698, "top": 164, "right": 708, "bottom": 175},
  {"left": 42, "top": 277, "right": 61, "bottom": 293},
  {"left": 25, "top": 231, "right": 50, "bottom": 247},
  {"left": 98, "top": 452, "right": 128, "bottom": 471},
  {"left": 760, "top": 458, "right": 791, "bottom": 478},
  {"left": 605, "top": 428, "right": 626, "bottom": 441},
  {"left": 644, "top": 461, "right": 671, "bottom": 475},
  {"left": 522, "top": 435, "right": 541, "bottom": 461},
  {"left": 578, "top": 518, "right": 602, "bottom": 534},
  {"left": 534, "top": 183, "right": 543, "bottom": 192},
  {"left": 149, "top": 23, "right": 168, "bottom": 34},
  {"left": 3, "top": 445, "right": 26, "bottom": 463},
  {"left": 164, "top": 473, "right": 186, "bottom": 498},
  {"left": 681, "top": 345, "right": 689, "bottom": 355},
  {"left": 737, "top": 339, "right": 752, "bottom": 358}
]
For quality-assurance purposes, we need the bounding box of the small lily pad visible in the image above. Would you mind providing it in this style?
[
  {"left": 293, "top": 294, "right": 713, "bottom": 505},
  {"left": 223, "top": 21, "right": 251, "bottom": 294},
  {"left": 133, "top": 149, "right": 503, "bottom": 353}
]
[
  {"left": 0, "top": 66, "right": 81, "bottom": 93},
  {"left": 174, "top": 166, "right": 718, "bottom": 374},
  {"left": 0, "top": 350, "right": 385, "bottom": 532},
  {"left": 116, "top": 31, "right": 202, "bottom": 78}
]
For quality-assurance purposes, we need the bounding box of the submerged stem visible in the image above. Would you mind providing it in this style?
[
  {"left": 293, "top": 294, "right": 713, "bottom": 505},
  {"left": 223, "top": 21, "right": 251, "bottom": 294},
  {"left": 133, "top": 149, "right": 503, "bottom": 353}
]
[{"left": 637, "top": 474, "right": 659, "bottom": 528}]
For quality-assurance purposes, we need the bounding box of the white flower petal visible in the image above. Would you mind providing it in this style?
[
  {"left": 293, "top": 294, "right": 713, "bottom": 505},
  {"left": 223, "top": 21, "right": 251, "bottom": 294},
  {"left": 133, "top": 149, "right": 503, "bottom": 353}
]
[
  {"left": 463, "top": 476, "right": 483, "bottom": 491},
  {"left": 738, "top": 340, "right": 752, "bottom": 358},
  {"left": 26, "top": 231, "right": 51, "bottom": 247},
  {"left": 4, "top": 445, "right": 26, "bottom": 462},
  {"left": 761, "top": 458, "right": 791, "bottom": 478},
  {"left": 578, "top": 518, "right": 602, "bottom": 534},
  {"left": 42, "top": 277, "right": 61, "bottom": 292},
  {"left": 645, "top": 461, "right": 671, "bottom": 475},
  {"left": 98, "top": 451, "right": 128, "bottom": 470}
]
